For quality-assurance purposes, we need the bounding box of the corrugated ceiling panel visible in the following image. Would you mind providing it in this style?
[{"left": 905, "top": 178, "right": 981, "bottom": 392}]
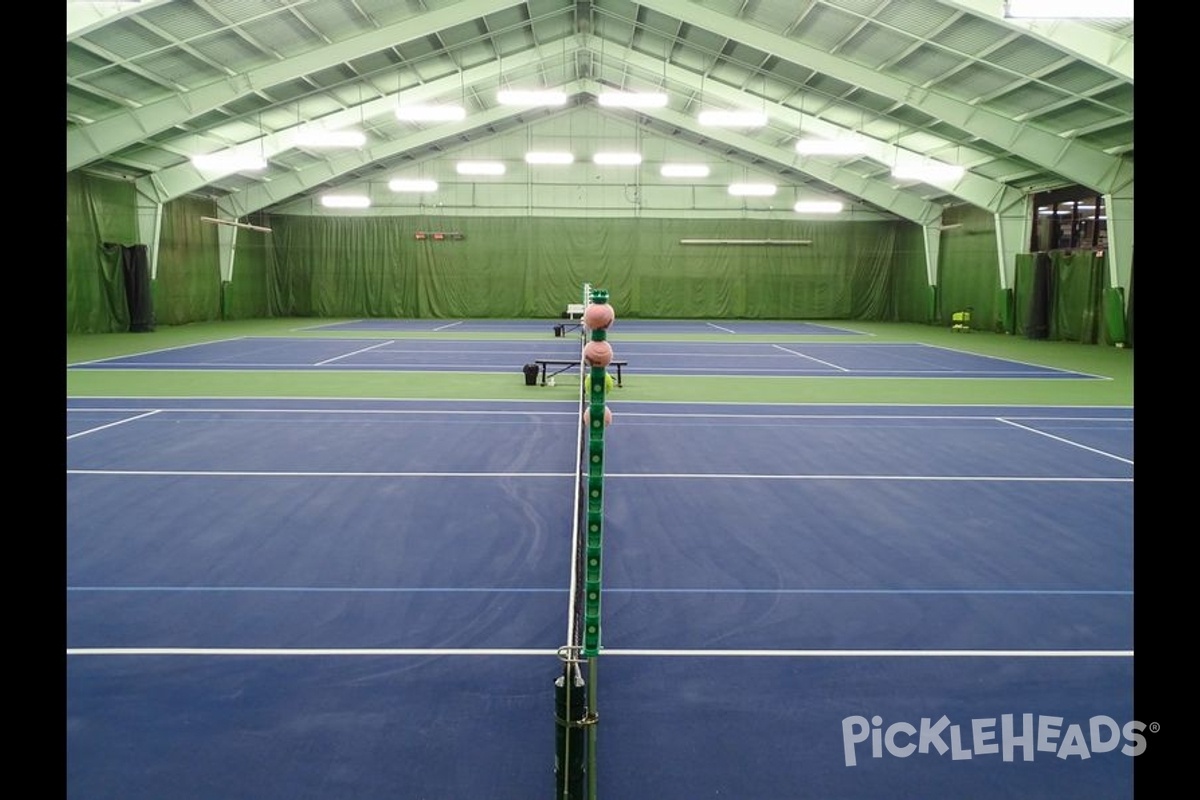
[
  {"left": 792, "top": 4, "right": 862, "bottom": 50},
  {"left": 1040, "top": 62, "right": 1127, "bottom": 97},
  {"left": 986, "top": 84, "right": 1073, "bottom": 122},
  {"left": 873, "top": 0, "right": 959, "bottom": 36},
  {"left": 932, "top": 63, "right": 1033, "bottom": 102},
  {"left": 885, "top": 47, "right": 966, "bottom": 88},
  {"left": 838, "top": 25, "right": 922, "bottom": 69},
  {"left": 292, "top": 0, "right": 377, "bottom": 36}
]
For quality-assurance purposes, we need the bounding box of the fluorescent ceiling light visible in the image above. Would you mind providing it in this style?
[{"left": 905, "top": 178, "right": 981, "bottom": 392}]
[
  {"left": 1039, "top": 208, "right": 1104, "bottom": 216},
  {"left": 525, "top": 151, "right": 574, "bottom": 165},
  {"left": 320, "top": 194, "right": 371, "bottom": 209},
  {"left": 660, "top": 163, "right": 710, "bottom": 178},
  {"left": 1039, "top": 205, "right": 1098, "bottom": 213},
  {"left": 598, "top": 91, "right": 668, "bottom": 109},
  {"left": 191, "top": 152, "right": 267, "bottom": 172},
  {"left": 388, "top": 178, "right": 438, "bottom": 192},
  {"left": 395, "top": 105, "right": 466, "bottom": 122},
  {"left": 497, "top": 90, "right": 567, "bottom": 106},
  {"left": 456, "top": 161, "right": 506, "bottom": 175},
  {"left": 728, "top": 183, "right": 776, "bottom": 197},
  {"left": 1005, "top": 0, "right": 1132, "bottom": 18},
  {"left": 793, "top": 201, "right": 844, "bottom": 214},
  {"left": 294, "top": 129, "right": 366, "bottom": 148},
  {"left": 891, "top": 163, "right": 966, "bottom": 182},
  {"left": 592, "top": 152, "right": 642, "bottom": 166},
  {"left": 698, "top": 110, "right": 768, "bottom": 128},
  {"left": 794, "top": 139, "right": 867, "bottom": 156}
]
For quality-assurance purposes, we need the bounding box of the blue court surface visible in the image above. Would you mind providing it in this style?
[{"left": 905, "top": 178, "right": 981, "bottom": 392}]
[
  {"left": 67, "top": 337, "right": 1103, "bottom": 380},
  {"left": 67, "top": 397, "right": 1136, "bottom": 799}
]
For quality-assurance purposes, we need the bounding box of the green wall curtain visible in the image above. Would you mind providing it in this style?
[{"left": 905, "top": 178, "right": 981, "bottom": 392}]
[{"left": 269, "top": 215, "right": 921, "bottom": 320}]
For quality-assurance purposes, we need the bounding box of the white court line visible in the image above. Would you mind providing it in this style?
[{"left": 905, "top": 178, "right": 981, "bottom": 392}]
[
  {"left": 66, "top": 336, "right": 250, "bottom": 367},
  {"left": 617, "top": 412, "right": 1131, "bottom": 421},
  {"left": 315, "top": 339, "right": 394, "bottom": 366},
  {"left": 63, "top": 469, "right": 1130, "bottom": 482},
  {"left": 997, "top": 417, "right": 1133, "bottom": 465},
  {"left": 705, "top": 322, "right": 737, "bottom": 333},
  {"left": 65, "top": 405, "right": 1133, "bottom": 422},
  {"left": 772, "top": 343, "right": 850, "bottom": 371},
  {"left": 64, "top": 586, "right": 1129, "bottom": 596},
  {"left": 432, "top": 321, "right": 464, "bottom": 331},
  {"left": 922, "top": 342, "right": 1107, "bottom": 380},
  {"left": 67, "top": 409, "right": 161, "bottom": 440},
  {"left": 65, "top": 647, "right": 1133, "bottom": 658},
  {"left": 67, "top": 406, "right": 583, "bottom": 417},
  {"left": 67, "top": 469, "right": 572, "bottom": 477}
]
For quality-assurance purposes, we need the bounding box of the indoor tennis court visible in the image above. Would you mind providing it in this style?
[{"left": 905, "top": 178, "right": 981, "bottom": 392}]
[
  {"left": 67, "top": 313, "right": 1136, "bottom": 800},
  {"left": 68, "top": 2, "right": 1139, "bottom": 798}
]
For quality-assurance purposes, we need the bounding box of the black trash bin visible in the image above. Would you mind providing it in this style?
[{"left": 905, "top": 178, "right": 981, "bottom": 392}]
[{"left": 523, "top": 363, "right": 540, "bottom": 386}]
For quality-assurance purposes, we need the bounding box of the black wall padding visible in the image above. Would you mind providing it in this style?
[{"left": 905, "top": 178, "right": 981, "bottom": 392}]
[
  {"left": 120, "top": 244, "right": 155, "bottom": 332},
  {"left": 1125, "top": 263, "right": 1134, "bottom": 349},
  {"left": 1025, "top": 252, "right": 1052, "bottom": 340}
]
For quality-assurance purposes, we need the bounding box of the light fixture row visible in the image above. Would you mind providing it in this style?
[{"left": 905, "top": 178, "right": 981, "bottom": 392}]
[
  {"left": 382, "top": 178, "right": 795, "bottom": 195},
  {"left": 392, "top": 92, "right": 965, "bottom": 182},
  {"left": 394, "top": 92, "right": 768, "bottom": 128},
  {"left": 199, "top": 148, "right": 961, "bottom": 188},
  {"left": 195, "top": 142, "right": 962, "bottom": 184},
  {"left": 448, "top": 153, "right": 963, "bottom": 183},
  {"left": 320, "top": 192, "right": 845, "bottom": 214},
  {"left": 323, "top": 178, "right": 845, "bottom": 214},
  {"left": 193, "top": 90, "right": 964, "bottom": 197},
  {"left": 383, "top": 179, "right": 800, "bottom": 197}
]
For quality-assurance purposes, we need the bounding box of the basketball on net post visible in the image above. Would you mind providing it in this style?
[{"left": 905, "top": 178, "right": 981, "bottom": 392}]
[
  {"left": 583, "top": 303, "right": 615, "bottom": 330},
  {"left": 583, "top": 340, "right": 613, "bottom": 367}
]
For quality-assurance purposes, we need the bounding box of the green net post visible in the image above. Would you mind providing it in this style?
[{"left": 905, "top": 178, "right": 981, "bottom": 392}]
[
  {"left": 583, "top": 289, "right": 609, "bottom": 658},
  {"left": 554, "top": 285, "right": 611, "bottom": 800}
]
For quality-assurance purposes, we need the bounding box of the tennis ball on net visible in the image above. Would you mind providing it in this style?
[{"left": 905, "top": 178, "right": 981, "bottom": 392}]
[
  {"left": 583, "top": 302, "right": 615, "bottom": 330},
  {"left": 583, "top": 372, "right": 616, "bottom": 392}
]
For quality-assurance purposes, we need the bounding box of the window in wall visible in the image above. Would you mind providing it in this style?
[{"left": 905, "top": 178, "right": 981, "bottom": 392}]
[{"left": 1030, "top": 187, "right": 1106, "bottom": 253}]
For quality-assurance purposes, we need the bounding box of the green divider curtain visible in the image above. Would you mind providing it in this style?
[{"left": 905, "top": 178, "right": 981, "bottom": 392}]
[
  {"left": 1012, "top": 250, "right": 1111, "bottom": 343},
  {"left": 266, "top": 216, "right": 922, "bottom": 321}
]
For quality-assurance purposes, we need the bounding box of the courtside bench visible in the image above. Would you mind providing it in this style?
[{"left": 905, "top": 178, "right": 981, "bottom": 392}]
[
  {"left": 553, "top": 303, "right": 587, "bottom": 336},
  {"left": 534, "top": 358, "right": 627, "bottom": 387}
]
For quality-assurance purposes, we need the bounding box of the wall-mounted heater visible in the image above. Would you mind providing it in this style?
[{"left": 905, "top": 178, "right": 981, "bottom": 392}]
[{"left": 679, "top": 238, "right": 812, "bottom": 246}]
